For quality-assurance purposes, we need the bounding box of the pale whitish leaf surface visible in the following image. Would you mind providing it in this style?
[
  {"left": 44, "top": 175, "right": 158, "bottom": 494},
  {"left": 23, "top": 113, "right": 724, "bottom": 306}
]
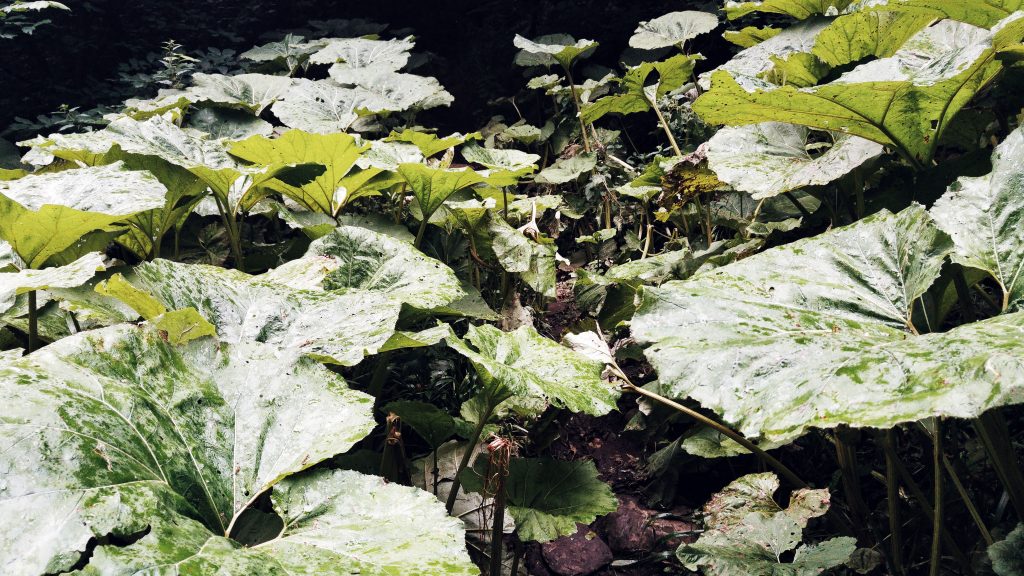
[
  {"left": 706, "top": 122, "right": 884, "bottom": 198},
  {"left": 262, "top": 225, "right": 465, "bottom": 309},
  {"left": 0, "top": 252, "right": 105, "bottom": 314},
  {"left": 534, "top": 153, "right": 596, "bottom": 184},
  {"left": 725, "top": 0, "right": 857, "bottom": 20},
  {"left": 931, "top": 125, "right": 1024, "bottom": 311},
  {"left": 186, "top": 107, "right": 274, "bottom": 140},
  {"left": 119, "top": 259, "right": 402, "bottom": 366},
  {"left": 631, "top": 206, "right": 1024, "bottom": 446},
  {"left": 262, "top": 469, "right": 477, "bottom": 575},
  {"left": 629, "top": 11, "right": 719, "bottom": 49},
  {"left": 989, "top": 523, "right": 1024, "bottom": 576},
  {"left": 461, "top": 457, "right": 618, "bottom": 542},
  {"left": 0, "top": 162, "right": 168, "bottom": 267},
  {"left": 679, "top": 472, "right": 855, "bottom": 575},
  {"left": 271, "top": 79, "right": 393, "bottom": 134},
  {"left": 338, "top": 70, "right": 454, "bottom": 111},
  {"left": 24, "top": 115, "right": 237, "bottom": 170},
  {"left": 695, "top": 14, "right": 1024, "bottom": 163},
  {"left": 513, "top": 34, "right": 598, "bottom": 69},
  {"left": 446, "top": 323, "right": 619, "bottom": 416},
  {"left": 240, "top": 34, "right": 326, "bottom": 68},
  {"left": 461, "top": 143, "right": 540, "bottom": 171},
  {"left": 358, "top": 139, "right": 424, "bottom": 169},
  {"left": 0, "top": 324, "right": 376, "bottom": 575},
  {"left": 186, "top": 73, "right": 294, "bottom": 114},
  {"left": 698, "top": 19, "right": 827, "bottom": 89},
  {"left": 310, "top": 36, "right": 414, "bottom": 73},
  {"left": 488, "top": 216, "right": 557, "bottom": 298}
]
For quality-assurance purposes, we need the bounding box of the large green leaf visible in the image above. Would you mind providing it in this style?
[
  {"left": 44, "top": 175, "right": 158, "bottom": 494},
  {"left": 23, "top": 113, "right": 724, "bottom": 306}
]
[
  {"left": 581, "top": 55, "right": 699, "bottom": 124},
  {"left": 699, "top": 19, "right": 827, "bottom": 89},
  {"left": 397, "top": 163, "right": 485, "bottom": 221},
  {"left": 387, "top": 129, "right": 481, "bottom": 158},
  {"left": 0, "top": 324, "right": 377, "bottom": 574},
  {"left": 185, "top": 107, "right": 275, "bottom": 140},
  {"left": 725, "top": 0, "right": 857, "bottom": 20},
  {"left": 694, "top": 14, "right": 1024, "bottom": 164},
  {"left": 461, "top": 457, "right": 617, "bottom": 542},
  {"left": 931, "top": 125, "right": 1024, "bottom": 311},
  {"left": 705, "top": 122, "right": 884, "bottom": 198},
  {"left": 445, "top": 323, "right": 619, "bottom": 415},
  {"left": 632, "top": 206, "right": 1024, "bottom": 446},
  {"left": 678, "top": 472, "right": 856, "bottom": 575},
  {"left": 0, "top": 162, "right": 168, "bottom": 267},
  {"left": 229, "top": 130, "right": 389, "bottom": 215},
  {"left": 811, "top": 10, "right": 935, "bottom": 67},
  {"left": 0, "top": 252, "right": 105, "bottom": 314},
  {"left": 262, "top": 224, "right": 465, "bottom": 310},
  {"left": 865, "top": 0, "right": 1024, "bottom": 28},
  {"left": 20, "top": 115, "right": 292, "bottom": 217},
  {"left": 113, "top": 259, "right": 403, "bottom": 366},
  {"left": 533, "top": 153, "right": 597, "bottom": 184},
  {"left": 629, "top": 10, "right": 719, "bottom": 49}
]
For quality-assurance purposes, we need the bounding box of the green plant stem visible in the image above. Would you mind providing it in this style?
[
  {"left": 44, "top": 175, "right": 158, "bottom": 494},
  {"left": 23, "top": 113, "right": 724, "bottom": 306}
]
[
  {"left": 489, "top": 474, "right": 508, "bottom": 576},
  {"left": 833, "top": 427, "right": 870, "bottom": 543},
  {"left": 930, "top": 418, "right": 943, "bottom": 576},
  {"left": 649, "top": 98, "right": 682, "bottom": 156},
  {"left": 414, "top": 216, "right": 430, "bottom": 249},
  {"left": 617, "top": 377, "right": 807, "bottom": 489},
  {"left": 944, "top": 451, "right": 993, "bottom": 546},
  {"left": 446, "top": 404, "right": 495, "bottom": 514},
  {"left": 27, "top": 290, "right": 38, "bottom": 353},
  {"left": 883, "top": 430, "right": 904, "bottom": 576},
  {"left": 881, "top": 433, "right": 972, "bottom": 574},
  {"left": 973, "top": 411, "right": 1024, "bottom": 519},
  {"left": 563, "top": 68, "right": 592, "bottom": 153},
  {"left": 952, "top": 266, "right": 978, "bottom": 322}
]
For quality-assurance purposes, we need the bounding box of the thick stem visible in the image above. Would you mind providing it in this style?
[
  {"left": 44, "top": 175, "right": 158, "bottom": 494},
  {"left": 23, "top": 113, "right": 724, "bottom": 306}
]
[
  {"left": 974, "top": 411, "right": 1024, "bottom": 519},
  {"left": 368, "top": 351, "right": 394, "bottom": 405},
  {"left": 833, "top": 427, "right": 870, "bottom": 543},
  {"left": 446, "top": 405, "right": 494, "bottom": 514},
  {"left": 930, "top": 419, "right": 943, "bottom": 576},
  {"left": 489, "top": 476, "right": 508, "bottom": 576},
  {"left": 27, "top": 290, "right": 38, "bottom": 353},
  {"left": 621, "top": 380, "right": 807, "bottom": 489},
  {"left": 882, "top": 434, "right": 972, "bottom": 574},
  {"left": 414, "top": 215, "right": 430, "bottom": 249},
  {"left": 883, "top": 430, "right": 904, "bottom": 576},
  {"left": 649, "top": 98, "right": 682, "bottom": 157}
]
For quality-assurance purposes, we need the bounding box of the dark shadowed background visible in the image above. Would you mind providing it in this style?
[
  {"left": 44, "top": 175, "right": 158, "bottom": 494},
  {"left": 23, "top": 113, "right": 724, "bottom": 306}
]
[{"left": 0, "top": 0, "right": 723, "bottom": 138}]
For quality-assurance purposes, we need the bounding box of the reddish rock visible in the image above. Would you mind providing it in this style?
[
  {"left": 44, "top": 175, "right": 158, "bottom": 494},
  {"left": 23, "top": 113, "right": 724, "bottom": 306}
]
[
  {"left": 541, "top": 523, "right": 613, "bottom": 576},
  {"left": 603, "top": 496, "right": 655, "bottom": 553},
  {"left": 602, "top": 495, "right": 698, "bottom": 554}
]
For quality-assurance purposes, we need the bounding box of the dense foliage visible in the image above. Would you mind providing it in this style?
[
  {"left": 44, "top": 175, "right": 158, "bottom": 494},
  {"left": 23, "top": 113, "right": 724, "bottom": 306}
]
[{"left": 3, "top": 1, "right": 1024, "bottom": 575}]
